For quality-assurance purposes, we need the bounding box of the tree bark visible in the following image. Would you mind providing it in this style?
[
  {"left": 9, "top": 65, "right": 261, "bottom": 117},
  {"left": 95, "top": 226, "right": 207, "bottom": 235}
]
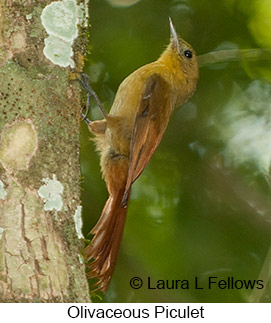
[{"left": 0, "top": 0, "right": 90, "bottom": 302}]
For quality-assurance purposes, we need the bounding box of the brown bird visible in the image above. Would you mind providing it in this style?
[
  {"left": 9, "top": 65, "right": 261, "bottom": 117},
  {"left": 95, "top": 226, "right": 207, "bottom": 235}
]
[{"left": 83, "top": 18, "right": 198, "bottom": 293}]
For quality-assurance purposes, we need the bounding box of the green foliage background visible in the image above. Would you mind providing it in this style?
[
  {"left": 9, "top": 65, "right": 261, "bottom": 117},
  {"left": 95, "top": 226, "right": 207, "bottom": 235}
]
[{"left": 81, "top": 0, "right": 271, "bottom": 302}]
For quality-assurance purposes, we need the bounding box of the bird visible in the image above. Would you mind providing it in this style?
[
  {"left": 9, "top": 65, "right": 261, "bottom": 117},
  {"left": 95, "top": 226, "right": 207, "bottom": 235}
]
[{"left": 82, "top": 18, "right": 199, "bottom": 293}]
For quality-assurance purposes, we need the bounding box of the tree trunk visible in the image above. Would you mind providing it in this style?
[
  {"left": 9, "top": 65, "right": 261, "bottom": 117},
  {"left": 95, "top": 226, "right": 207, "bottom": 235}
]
[{"left": 0, "top": 0, "right": 90, "bottom": 302}]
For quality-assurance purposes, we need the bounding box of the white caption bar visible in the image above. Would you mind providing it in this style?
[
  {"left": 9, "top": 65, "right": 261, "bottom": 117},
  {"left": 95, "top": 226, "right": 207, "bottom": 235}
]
[{"left": 0, "top": 303, "right": 269, "bottom": 322}]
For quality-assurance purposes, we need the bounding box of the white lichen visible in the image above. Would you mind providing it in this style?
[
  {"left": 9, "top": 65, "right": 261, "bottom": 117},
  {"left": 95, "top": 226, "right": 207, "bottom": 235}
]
[
  {"left": 41, "top": 0, "right": 84, "bottom": 68},
  {"left": 0, "top": 180, "right": 7, "bottom": 200},
  {"left": 0, "top": 228, "right": 4, "bottom": 240},
  {"left": 26, "top": 13, "right": 32, "bottom": 20},
  {"left": 78, "top": 0, "right": 89, "bottom": 28},
  {"left": 38, "top": 174, "right": 64, "bottom": 211},
  {"left": 73, "top": 205, "right": 84, "bottom": 239},
  {"left": 83, "top": 0, "right": 89, "bottom": 27},
  {"left": 78, "top": 254, "right": 84, "bottom": 264},
  {"left": 43, "top": 35, "right": 75, "bottom": 68}
]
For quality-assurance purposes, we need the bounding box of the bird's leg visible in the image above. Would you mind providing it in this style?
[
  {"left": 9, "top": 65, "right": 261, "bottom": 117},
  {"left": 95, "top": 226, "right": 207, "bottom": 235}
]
[
  {"left": 78, "top": 73, "right": 107, "bottom": 119},
  {"left": 74, "top": 73, "right": 108, "bottom": 134},
  {"left": 80, "top": 91, "right": 91, "bottom": 125}
]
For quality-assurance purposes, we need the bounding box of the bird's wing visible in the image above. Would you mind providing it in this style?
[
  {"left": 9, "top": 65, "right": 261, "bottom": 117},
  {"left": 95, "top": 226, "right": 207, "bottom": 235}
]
[{"left": 122, "top": 73, "right": 174, "bottom": 206}]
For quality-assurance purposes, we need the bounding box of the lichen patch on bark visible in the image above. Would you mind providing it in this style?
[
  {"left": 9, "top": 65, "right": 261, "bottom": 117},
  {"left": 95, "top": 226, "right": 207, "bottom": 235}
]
[{"left": 0, "top": 119, "right": 38, "bottom": 173}]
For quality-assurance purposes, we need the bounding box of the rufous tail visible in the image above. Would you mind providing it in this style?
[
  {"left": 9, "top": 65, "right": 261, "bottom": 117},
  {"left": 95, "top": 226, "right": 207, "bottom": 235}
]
[{"left": 85, "top": 188, "right": 130, "bottom": 293}]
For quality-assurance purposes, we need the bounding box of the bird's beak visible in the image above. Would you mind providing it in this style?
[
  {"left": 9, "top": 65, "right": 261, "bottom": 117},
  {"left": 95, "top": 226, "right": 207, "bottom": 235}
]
[{"left": 169, "top": 17, "right": 180, "bottom": 53}]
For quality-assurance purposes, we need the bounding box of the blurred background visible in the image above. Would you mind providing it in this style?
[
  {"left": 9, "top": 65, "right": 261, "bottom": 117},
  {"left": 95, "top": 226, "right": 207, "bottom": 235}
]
[{"left": 80, "top": 0, "right": 271, "bottom": 302}]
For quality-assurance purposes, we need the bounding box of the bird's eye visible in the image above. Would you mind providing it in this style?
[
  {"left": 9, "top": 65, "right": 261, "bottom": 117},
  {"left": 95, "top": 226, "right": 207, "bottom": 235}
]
[{"left": 184, "top": 50, "right": 193, "bottom": 59}]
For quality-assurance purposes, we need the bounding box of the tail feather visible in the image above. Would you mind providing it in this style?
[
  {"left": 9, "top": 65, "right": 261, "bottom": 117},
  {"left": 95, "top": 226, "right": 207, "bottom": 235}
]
[{"left": 85, "top": 189, "right": 130, "bottom": 293}]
